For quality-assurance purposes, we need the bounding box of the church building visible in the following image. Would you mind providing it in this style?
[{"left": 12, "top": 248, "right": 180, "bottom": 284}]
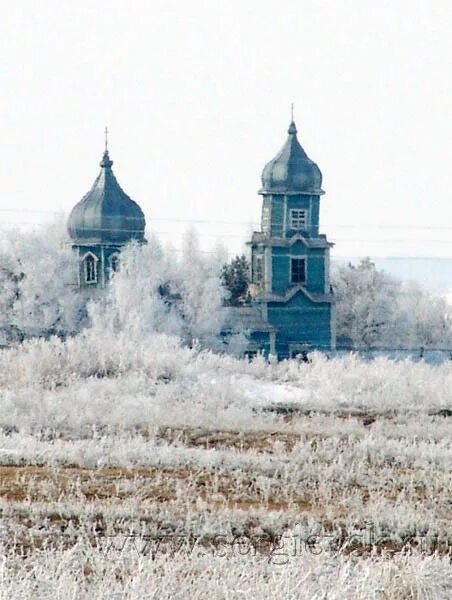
[
  {"left": 236, "top": 117, "right": 336, "bottom": 357},
  {"left": 67, "top": 118, "right": 335, "bottom": 357}
]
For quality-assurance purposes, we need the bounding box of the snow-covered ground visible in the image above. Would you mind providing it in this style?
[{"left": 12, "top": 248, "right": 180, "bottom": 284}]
[{"left": 0, "top": 332, "right": 451, "bottom": 598}]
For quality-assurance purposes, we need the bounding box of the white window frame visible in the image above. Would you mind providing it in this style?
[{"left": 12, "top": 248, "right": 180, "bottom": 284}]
[
  {"left": 254, "top": 254, "right": 264, "bottom": 283},
  {"left": 290, "top": 208, "right": 308, "bottom": 229},
  {"left": 290, "top": 256, "right": 307, "bottom": 285},
  {"left": 81, "top": 252, "right": 98, "bottom": 284},
  {"left": 262, "top": 205, "right": 271, "bottom": 234},
  {"left": 109, "top": 252, "right": 120, "bottom": 273}
]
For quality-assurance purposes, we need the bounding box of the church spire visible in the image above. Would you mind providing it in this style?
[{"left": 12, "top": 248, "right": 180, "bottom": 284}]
[
  {"left": 288, "top": 103, "right": 297, "bottom": 135},
  {"left": 260, "top": 110, "right": 323, "bottom": 195},
  {"left": 68, "top": 128, "right": 145, "bottom": 247},
  {"left": 100, "top": 126, "right": 113, "bottom": 168}
]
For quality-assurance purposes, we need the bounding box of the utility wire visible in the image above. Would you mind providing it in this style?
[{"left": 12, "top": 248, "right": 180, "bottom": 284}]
[
  {"left": 0, "top": 208, "right": 451, "bottom": 231},
  {"left": 0, "top": 222, "right": 451, "bottom": 244}
]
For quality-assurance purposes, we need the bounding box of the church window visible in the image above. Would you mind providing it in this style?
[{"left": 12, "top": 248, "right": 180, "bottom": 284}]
[
  {"left": 262, "top": 205, "right": 270, "bottom": 234},
  {"left": 290, "top": 209, "right": 307, "bottom": 229},
  {"left": 109, "top": 253, "right": 119, "bottom": 273},
  {"left": 83, "top": 254, "right": 97, "bottom": 283},
  {"left": 255, "top": 255, "right": 264, "bottom": 283},
  {"left": 291, "top": 258, "right": 306, "bottom": 284}
]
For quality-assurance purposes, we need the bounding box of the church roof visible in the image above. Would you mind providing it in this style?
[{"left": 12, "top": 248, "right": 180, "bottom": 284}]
[
  {"left": 250, "top": 231, "right": 333, "bottom": 248},
  {"left": 260, "top": 120, "right": 324, "bottom": 195},
  {"left": 68, "top": 148, "right": 145, "bottom": 245},
  {"left": 255, "top": 285, "right": 334, "bottom": 305}
]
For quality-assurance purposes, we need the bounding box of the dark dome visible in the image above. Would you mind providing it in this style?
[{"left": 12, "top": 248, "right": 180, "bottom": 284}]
[
  {"left": 260, "top": 121, "right": 324, "bottom": 195},
  {"left": 68, "top": 150, "right": 145, "bottom": 245}
]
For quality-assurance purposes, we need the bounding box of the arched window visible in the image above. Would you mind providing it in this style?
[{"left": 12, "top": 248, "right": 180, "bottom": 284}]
[
  {"left": 109, "top": 253, "right": 120, "bottom": 273},
  {"left": 82, "top": 253, "right": 98, "bottom": 284}
]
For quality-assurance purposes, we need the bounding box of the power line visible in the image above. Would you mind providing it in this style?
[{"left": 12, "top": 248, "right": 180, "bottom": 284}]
[
  {"left": 151, "top": 219, "right": 452, "bottom": 231},
  {"left": 0, "top": 221, "right": 451, "bottom": 242},
  {"left": 0, "top": 208, "right": 60, "bottom": 215},
  {"left": 0, "top": 208, "right": 451, "bottom": 231}
]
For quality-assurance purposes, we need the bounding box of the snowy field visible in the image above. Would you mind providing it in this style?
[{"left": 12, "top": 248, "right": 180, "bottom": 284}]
[{"left": 0, "top": 332, "right": 451, "bottom": 598}]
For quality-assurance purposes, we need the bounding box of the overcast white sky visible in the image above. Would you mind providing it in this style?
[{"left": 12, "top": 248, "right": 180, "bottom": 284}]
[{"left": 0, "top": 0, "right": 451, "bottom": 259}]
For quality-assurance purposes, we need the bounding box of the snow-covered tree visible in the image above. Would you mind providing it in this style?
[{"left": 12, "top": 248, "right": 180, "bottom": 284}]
[
  {"left": 397, "top": 281, "right": 452, "bottom": 349},
  {"left": 333, "top": 258, "right": 399, "bottom": 348},
  {"left": 172, "top": 230, "right": 229, "bottom": 348},
  {"left": 0, "top": 221, "right": 84, "bottom": 342},
  {"left": 87, "top": 230, "right": 231, "bottom": 352},
  {"left": 0, "top": 223, "right": 234, "bottom": 351},
  {"left": 332, "top": 258, "right": 452, "bottom": 349},
  {"left": 1, "top": 223, "right": 450, "bottom": 355},
  {"left": 88, "top": 236, "right": 183, "bottom": 340}
]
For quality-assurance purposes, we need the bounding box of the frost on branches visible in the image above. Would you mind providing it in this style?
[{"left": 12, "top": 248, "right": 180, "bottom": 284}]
[
  {"left": 0, "top": 221, "right": 84, "bottom": 343},
  {"left": 0, "top": 225, "right": 450, "bottom": 353},
  {"left": 333, "top": 258, "right": 452, "bottom": 349},
  {"left": 0, "top": 222, "right": 239, "bottom": 352},
  {"left": 89, "top": 231, "right": 233, "bottom": 352}
]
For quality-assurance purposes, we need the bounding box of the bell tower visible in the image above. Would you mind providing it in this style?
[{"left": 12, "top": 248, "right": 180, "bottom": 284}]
[{"left": 249, "top": 116, "right": 335, "bottom": 357}]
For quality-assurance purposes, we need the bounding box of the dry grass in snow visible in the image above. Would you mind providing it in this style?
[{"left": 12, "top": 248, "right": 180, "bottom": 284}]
[{"left": 0, "top": 333, "right": 451, "bottom": 598}]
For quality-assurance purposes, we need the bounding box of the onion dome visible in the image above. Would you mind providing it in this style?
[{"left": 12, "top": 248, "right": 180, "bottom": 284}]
[
  {"left": 260, "top": 120, "right": 324, "bottom": 195},
  {"left": 68, "top": 149, "right": 145, "bottom": 245}
]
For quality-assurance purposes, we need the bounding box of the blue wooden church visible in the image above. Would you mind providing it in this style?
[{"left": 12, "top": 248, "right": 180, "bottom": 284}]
[
  {"left": 67, "top": 140, "right": 146, "bottom": 291},
  {"left": 67, "top": 118, "right": 335, "bottom": 357},
  {"left": 231, "top": 117, "right": 336, "bottom": 358}
]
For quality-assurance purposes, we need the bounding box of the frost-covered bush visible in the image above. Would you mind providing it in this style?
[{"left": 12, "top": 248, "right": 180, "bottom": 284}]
[
  {"left": 0, "top": 330, "right": 450, "bottom": 435},
  {"left": 0, "top": 543, "right": 451, "bottom": 599},
  {"left": 0, "top": 317, "right": 451, "bottom": 599}
]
